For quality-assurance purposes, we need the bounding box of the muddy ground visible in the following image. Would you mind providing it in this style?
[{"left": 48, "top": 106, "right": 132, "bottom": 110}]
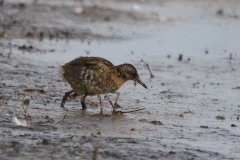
[{"left": 1, "top": 0, "right": 240, "bottom": 159}]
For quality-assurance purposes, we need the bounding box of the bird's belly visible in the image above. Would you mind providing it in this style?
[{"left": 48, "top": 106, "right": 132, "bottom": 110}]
[
  {"left": 70, "top": 84, "right": 86, "bottom": 95},
  {"left": 87, "top": 80, "right": 123, "bottom": 95},
  {"left": 67, "top": 74, "right": 124, "bottom": 96},
  {"left": 86, "top": 80, "right": 120, "bottom": 95}
]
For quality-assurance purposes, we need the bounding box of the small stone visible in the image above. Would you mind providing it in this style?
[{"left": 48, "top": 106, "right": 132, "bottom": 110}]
[
  {"left": 216, "top": 116, "right": 225, "bottom": 120},
  {"left": 44, "top": 115, "right": 49, "bottom": 119},
  {"left": 151, "top": 121, "right": 162, "bottom": 125},
  {"left": 75, "top": 7, "right": 84, "bottom": 14},
  {"left": 179, "top": 114, "right": 184, "bottom": 117},
  {"left": 200, "top": 126, "right": 209, "bottom": 128},
  {"left": 169, "top": 151, "right": 176, "bottom": 154},
  {"left": 178, "top": 54, "right": 183, "bottom": 61},
  {"left": 217, "top": 9, "right": 224, "bottom": 16},
  {"left": 42, "top": 139, "right": 49, "bottom": 145}
]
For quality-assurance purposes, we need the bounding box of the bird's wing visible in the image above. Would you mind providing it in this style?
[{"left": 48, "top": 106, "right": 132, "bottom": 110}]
[
  {"left": 64, "top": 57, "right": 115, "bottom": 71},
  {"left": 82, "top": 57, "right": 115, "bottom": 71},
  {"left": 61, "top": 57, "right": 118, "bottom": 87}
]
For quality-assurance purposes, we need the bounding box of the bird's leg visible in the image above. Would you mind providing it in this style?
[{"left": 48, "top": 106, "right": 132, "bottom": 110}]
[
  {"left": 113, "top": 92, "right": 120, "bottom": 114},
  {"left": 61, "top": 90, "right": 74, "bottom": 107},
  {"left": 71, "top": 92, "right": 78, "bottom": 98},
  {"left": 81, "top": 93, "right": 88, "bottom": 110},
  {"left": 97, "top": 94, "right": 103, "bottom": 115},
  {"left": 105, "top": 94, "right": 114, "bottom": 108}
]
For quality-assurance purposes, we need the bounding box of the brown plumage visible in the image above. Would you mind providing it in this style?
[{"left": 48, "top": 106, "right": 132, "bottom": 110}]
[{"left": 60, "top": 57, "right": 147, "bottom": 114}]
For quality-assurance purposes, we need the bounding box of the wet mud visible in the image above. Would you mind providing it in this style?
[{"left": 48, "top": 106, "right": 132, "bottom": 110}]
[
  {"left": 0, "top": 0, "right": 148, "bottom": 40},
  {"left": 1, "top": 0, "right": 240, "bottom": 159}
]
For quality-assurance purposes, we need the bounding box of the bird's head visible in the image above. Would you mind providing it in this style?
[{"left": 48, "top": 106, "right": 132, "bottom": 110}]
[{"left": 117, "top": 64, "right": 147, "bottom": 89}]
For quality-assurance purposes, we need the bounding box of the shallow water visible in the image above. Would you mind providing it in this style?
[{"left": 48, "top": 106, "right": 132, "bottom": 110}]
[{"left": 5, "top": 18, "right": 240, "bottom": 64}]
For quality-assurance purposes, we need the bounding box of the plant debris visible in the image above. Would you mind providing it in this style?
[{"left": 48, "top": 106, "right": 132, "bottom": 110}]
[
  {"left": 42, "top": 139, "right": 49, "bottom": 145},
  {"left": 216, "top": 116, "right": 225, "bottom": 120},
  {"left": 23, "top": 89, "right": 46, "bottom": 94},
  {"left": 18, "top": 45, "right": 37, "bottom": 50},
  {"left": 12, "top": 117, "right": 27, "bottom": 126},
  {"left": 179, "top": 114, "right": 184, "bottom": 117},
  {"left": 200, "top": 126, "right": 209, "bottom": 128},
  {"left": 93, "top": 147, "right": 99, "bottom": 160},
  {"left": 151, "top": 121, "right": 163, "bottom": 125},
  {"left": 7, "top": 46, "right": 12, "bottom": 59},
  {"left": 21, "top": 92, "right": 41, "bottom": 118},
  {"left": 90, "top": 102, "right": 98, "bottom": 107},
  {"left": 121, "top": 108, "right": 145, "bottom": 114},
  {"left": 62, "top": 114, "right": 67, "bottom": 122},
  {"left": 217, "top": 9, "right": 224, "bottom": 16},
  {"left": 178, "top": 54, "right": 183, "bottom": 61},
  {"left": 141, "top": 59, "right": 155, "bottom": 78}
]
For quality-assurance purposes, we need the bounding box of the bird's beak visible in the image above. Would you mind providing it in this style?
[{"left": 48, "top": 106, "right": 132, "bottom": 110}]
[{"left": 136, "top": 77, "right": 147, "bottom": 89}]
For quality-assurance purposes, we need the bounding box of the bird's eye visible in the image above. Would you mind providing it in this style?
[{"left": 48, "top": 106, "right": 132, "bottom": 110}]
[{"left": 132, "top": 72, "right": 135, "bottom": 75}]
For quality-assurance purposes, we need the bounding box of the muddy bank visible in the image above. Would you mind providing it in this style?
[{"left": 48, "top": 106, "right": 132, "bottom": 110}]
[
  {"left": 0, "top": 55, "right": 234, "bottom": 160},
  {"left": 0, "top": 0, "right": 150, "bottom": 40}
]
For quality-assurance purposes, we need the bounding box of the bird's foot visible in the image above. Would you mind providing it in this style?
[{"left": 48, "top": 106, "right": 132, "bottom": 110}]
[
  {"left": 81, "top": 102, "right": 87, "bottom": 110},
  {"left": 112, "top": 111, "right": 123, "bottom": 116}
]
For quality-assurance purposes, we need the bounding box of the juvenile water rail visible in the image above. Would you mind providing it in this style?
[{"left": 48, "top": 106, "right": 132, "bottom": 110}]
[{"left": 60, "top": 57, "right": 147, "bottom": 114}]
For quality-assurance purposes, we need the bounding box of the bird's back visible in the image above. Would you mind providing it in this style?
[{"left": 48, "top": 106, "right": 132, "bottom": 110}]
[{"left": 61, "top": 57, "right": 123, "bottom": 95}]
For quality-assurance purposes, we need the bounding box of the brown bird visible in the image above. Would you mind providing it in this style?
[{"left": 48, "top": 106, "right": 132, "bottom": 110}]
[{"left": 60, "top": 57, "right": 147, "bottom": 114}]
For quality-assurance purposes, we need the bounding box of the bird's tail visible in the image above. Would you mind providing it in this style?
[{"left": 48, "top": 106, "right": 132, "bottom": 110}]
[{"left": 60, "top": 66, "right": 65, "bottom": 77}]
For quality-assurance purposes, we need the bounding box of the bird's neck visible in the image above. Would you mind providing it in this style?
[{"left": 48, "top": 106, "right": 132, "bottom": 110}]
[{"left": 116, "top": 64, "right": 128, "bottom": 80}]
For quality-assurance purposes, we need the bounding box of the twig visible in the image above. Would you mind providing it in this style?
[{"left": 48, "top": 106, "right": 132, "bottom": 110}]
[
  {"left": 25, "top": 93, "right": 33, "bottom": 113},
  {"left": 178, "top": 54, "right": 183, "bottom": 61},
  {"left": 93, "top": 147, "right": 98, "bottom": 160},
  {"left": 7, "top": 46, "right": 12, "bottom": 59},
  {"left": 21, "top": 92, "right": 34, "bottom": 118},
  {"left": 0, "top": 24, "right": 6, "bottom": 37},
  {"left": 30, "top": 109, "right": 42, "bottom": 116},
  {"left": 23, "top": 89, "right": 46, "bottom": 94},
  {"left": 122, "top": 108, "right": 145, "bottom": 113},
  {"left": 21, "top": 95, "right": 28, "bottom": 116},
  {"left": 113, "top": 93, "right": 120, "bottom": 113},
  {"left": 141, "top": 59, "right": 155, "bottom": 78},
  {"left": 105, "top": 94, "right": 114, "bottom": 108},
  {"left": 134, "top": 81, "right": 137, "bottom": 86},
  {"left": 62, "top": 114, "right": 67, "bottom": 122}
]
